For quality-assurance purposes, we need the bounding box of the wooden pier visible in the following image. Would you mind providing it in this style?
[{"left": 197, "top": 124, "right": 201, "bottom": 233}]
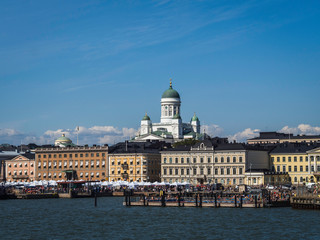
[{"left": 291, "top": 196, "right": 320, "bottom": 209}]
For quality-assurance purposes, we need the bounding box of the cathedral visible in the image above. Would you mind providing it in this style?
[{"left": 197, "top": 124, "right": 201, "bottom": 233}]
[{"left": 134, "top": 80, "right": 202, "bottom": 143}]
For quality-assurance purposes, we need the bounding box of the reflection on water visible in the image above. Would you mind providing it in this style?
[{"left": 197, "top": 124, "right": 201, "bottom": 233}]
[{"left": 1, "top": 197, "right": 320, "bottom": 240}]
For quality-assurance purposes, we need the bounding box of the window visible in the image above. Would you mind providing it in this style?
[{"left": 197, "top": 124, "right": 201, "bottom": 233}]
[
  {"left": 96, "top": 153, "right": 99, "bottom": 157},
  {"left": 221, "top": 168, "right": 224, "bottom": 175},
  {"left": 306, "top": 166, "right": 309, "bottom": 172},
  {"left": 300, "top": 156, "right": 303, "bottom": 162},
  {"left": 221, "top": 157, "right": 224, "bottom": 163},
  {"left": 208, "top": 157, "right": 211, "bottom": 163},
  {"left": 169, "top": 158, "right": 172, "bottom": 164},
  {"left": 233, "top": 168, "right": 236, "bottom": 175},
  {"left": 175, "top": 169, "right": 178, "bottom": 175},
  {"left": 181, "top": 158, "right": 184, "bottom": 164},
  {"left": 227, "top": 157, "right": 230, "bottom": 163},
  {"left": 288, "top": 157, "right": 291, "bottom": 162},
  {"left": 200, "top": 158, "right": 204, "bottom": 163},
  {"left": 294, "top": 177, "right": 297, "bottom": 183},
  {"left": 294, "top": 166, "right": 297, "bottom": 172},
  {"left": 163, "top": 158, "right": 167, "bottom": 164},
  {"left": 239, "top": 157, "right": 243, "bottom": 163},
  {"left": 215, "top": 168, "right": 218, "bottom": 175},
  {"left": 294, "top": 157, "right": 297, "bottom": 162},
  {"left": 181, "top": 169, "right": 184, "bottom": 175},
  {"left": 186, "top": 168, "right": 189, "bottom": 175},
  {"left": 277, "top": 166, "right": 280, "bottom": 172},
  {"left": 233, "top": 157, "right": 236, "bottom": 163},
  {"left": 193, "top": 158, "right": 196, "bottom": 163},
  {"left": 300, "top": 166, "right": 303, "bottom": 172},
  {"left": 215, "top": 157, "right": 218, "bottom": 163},
  {"left": 311, "top": 165, "right": 314, "bottom": 172},
  {"left": 227, "top": 168, "right": 230, "bottom": 175},
  {"left": 208, "top": 168, "right": 211, "bottom": 175},
  {"left": 200, "top": 168, "right": 203, "bottom": 175},
  {"left": 271, "top": 157, "right": 274, "bottom": 162},
  {"left": 175, "top": 158, "right": 178, "bottom": 164},
  {"left": 282, "top": 157, "right": 286, "bottom": 162},
  {"left": 305, "top": 156, "right": 308, "bottom": 162},
  {"left": 277, "top": 157, "right": 280, "bottom": 162},
  {"left": 239, "top": 168, "right": 243, "bottom": 174},
  {"left": 64, "top": 154, "right": 67, "bottom": 158},
  {"left": 169, "top": 168, "right": 172, "bottom": 175},
  {"left": 69, "top": 154, "right": 72, "bottom": 158},
  {"left": 288, "top": 166, "right": 291, "bottom": 172},
  {"left": 282, "top": 166, "right": 286, "bottom": 172},
  {"left": 193, "top": 168, "right": 197, "bottom": 175},
  {"left": 187, "top": 158, "right": 190, "bottom": 163}
]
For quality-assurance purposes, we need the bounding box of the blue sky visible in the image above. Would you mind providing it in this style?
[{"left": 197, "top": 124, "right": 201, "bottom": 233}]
[{"left": 1, "top": 0, "right": 320, "bottom": 145}]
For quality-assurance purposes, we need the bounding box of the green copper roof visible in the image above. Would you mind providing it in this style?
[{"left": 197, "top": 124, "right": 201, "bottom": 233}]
[
  {"left": 191, "top": 113, "right": 199, "bottom": 121},
  {"left": 56, "top": 134, "right": 72, "bottom": 142},
  {"left": 161, "top": 80, "right": 180, "bottom": 99},
  {"left": 142, "top": 113, "right": 151, "bottom": 120},
  {"left": 173, "top": 113, "right": 181, "bottom": 119}
]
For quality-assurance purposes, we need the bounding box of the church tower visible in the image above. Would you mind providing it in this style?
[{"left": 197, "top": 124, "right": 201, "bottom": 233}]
[
  {"left": 140, "top": 113, "right": 152, "bottom": 135},
  {"left": 191, "top": 113, "right": 200, "bottom": 133},
  {"left": 160, "top": 79, "right": 181, "bottom": 124}
]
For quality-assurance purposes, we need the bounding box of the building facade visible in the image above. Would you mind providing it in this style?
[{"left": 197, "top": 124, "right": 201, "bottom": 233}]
[
  {"left": 35, "top": 145, "right": 108, "bottom": 181},
  {"left": 108, "top": 141, "right": 165, "bottom": 182},
  {"left": 161, "top": 140, "right": 269, "bottom": 185},
  {"left": 5, "top": 153, "right": 35, "bottom": 182},
  {"left": 270, "top": 143, "right": 320, "bottom": 184}
]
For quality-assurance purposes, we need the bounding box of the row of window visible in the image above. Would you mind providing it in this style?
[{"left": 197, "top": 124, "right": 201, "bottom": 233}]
[
  {"left": 38, "top": 160, "right": 105, "bottom": 168},
  {"left": 38, "top": 172, "right": 105, "bottom": 178},
  {"left": 111, "top": 160, "right": 147, "bottom": 166},
  {"left": 38, "top": 153, "right": 106, "bottom": 158},
  {"left": 8, "top": 163, "right": 34, "bottom": 168},
  {"left": 110, "top": 169, "right": 147, "bottom": 175},
  {"left": 8, "top": 170, "right": 33, "bottom": 176},
  {"left": 274, "top": 165, "right": 320, "bottom": 172},
  {"left": 163, "top": 156, "right": 243, "bottom": 164},
  {"left": 163, "top": 167, "right": 243, "bottom": 176},
  {"left": 162, "top": 178, "right": 244, "bottom": 185},
  {"left": 272, "top": 156, "right": 320, "bottom": 163}
]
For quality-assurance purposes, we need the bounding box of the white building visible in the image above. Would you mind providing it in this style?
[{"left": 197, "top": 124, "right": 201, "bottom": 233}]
[{"left": 134, "top": 80, "right": 202, "bottom": 142}]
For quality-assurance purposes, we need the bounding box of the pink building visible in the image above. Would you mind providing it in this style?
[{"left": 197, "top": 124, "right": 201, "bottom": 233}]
[{"left": 5, "top": 153, "right": 35, "bottom": 182}]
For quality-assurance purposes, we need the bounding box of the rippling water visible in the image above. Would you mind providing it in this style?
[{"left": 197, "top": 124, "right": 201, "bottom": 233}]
[{"left": 1, "top": 197, "right": 320, "bottom": 240}]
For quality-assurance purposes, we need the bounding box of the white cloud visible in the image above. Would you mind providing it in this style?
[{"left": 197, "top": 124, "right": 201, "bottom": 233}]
[
  {"left": 279, "top": 124, "right": 320, "bottom": 135},
  {"left": 201, "top": 124, "right": 224, "bottom": 137},
  {"left": 0, "top": 126, "right": 138, "bottom": 146},
  {"left": 228, "top": 128, "right": 260, "bottom": 143}
]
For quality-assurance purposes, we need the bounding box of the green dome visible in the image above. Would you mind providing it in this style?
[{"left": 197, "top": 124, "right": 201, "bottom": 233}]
[
  {"left": 56, "top": 134, "right": 72, "bottom": 142},
  {"left": 173, "top": 113, "right": 181, "bottom": 119},
  {"left": 162, "top": 88, "right": 180, "bottom": 99},
  {"left": 142, "top": 113, "right": 151, "bottom": 120},
  {"left": 191, "top": 113, "right": 199, "bottom": 122},
  {"left": 161, "top": 80, "right": 180, "bottom": 99}
]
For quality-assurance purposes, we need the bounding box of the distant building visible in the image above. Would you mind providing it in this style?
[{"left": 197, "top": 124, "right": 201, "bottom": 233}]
[
  {"left": 247, "top": 131, "right": 320, "bottom": 145},
  {"left": 108, "top": 141, "right": 169, "bottom": 182},
  {"left": 269, "top": 142, "right": 320, "bottom": 184},
  {"left": 5, "top": 153, "right": 35, "bottom": 182},
  {"left": 134, "top": 80, "right": 203, "bottom": 143},
  {"left": 55, "top": 134, "right": 76, "bottom": 147},
  {"left": 35, "top": 145, "right": 108, "bottom": 181},
  {"left": 160, "top": 140, "right": 269, "bottom": 185}
]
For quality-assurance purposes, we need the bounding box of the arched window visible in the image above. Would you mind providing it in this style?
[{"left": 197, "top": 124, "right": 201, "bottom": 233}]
[{"left": 294, "top": 177, "right": 297, "bottom": 182}]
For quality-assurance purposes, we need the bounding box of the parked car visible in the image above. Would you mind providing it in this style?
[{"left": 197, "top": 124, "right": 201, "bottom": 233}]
[{"left": 266, "top": 185, "right": 274, "bottom": 190}]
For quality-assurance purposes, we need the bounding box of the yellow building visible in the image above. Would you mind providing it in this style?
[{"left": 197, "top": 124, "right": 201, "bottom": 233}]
[
  {"left": 108, "top": 141, "right": 163, "bottom": 182},
  {"left": 270, "top": 143, "right": 319, "bottom": 184}
]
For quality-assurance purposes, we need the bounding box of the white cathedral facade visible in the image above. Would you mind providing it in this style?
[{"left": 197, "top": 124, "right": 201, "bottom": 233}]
[{"left": 134, "top": 80, "right": 202, "bottom": 143}]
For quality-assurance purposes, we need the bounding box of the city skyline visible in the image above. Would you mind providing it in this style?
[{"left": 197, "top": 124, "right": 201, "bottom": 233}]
[{"left": 1, "top": 1, "right": 320, "bottom": 145}]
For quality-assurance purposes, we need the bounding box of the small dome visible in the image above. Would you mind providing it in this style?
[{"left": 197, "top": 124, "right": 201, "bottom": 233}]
[
  {"left": 191, "top": 113, "right": 199, "bottom": 122},
  {"left": 56, "top": 134, "right": 72, "bottom": 142},
  {"left": 173, "top": 113, "right": 181, "bottom": 119},
  {"left": 142, "top": 113, "right": 150, "bottom": 120},
  {"left": 161, "top": 79, "right": 180, "bottom": 99}
]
